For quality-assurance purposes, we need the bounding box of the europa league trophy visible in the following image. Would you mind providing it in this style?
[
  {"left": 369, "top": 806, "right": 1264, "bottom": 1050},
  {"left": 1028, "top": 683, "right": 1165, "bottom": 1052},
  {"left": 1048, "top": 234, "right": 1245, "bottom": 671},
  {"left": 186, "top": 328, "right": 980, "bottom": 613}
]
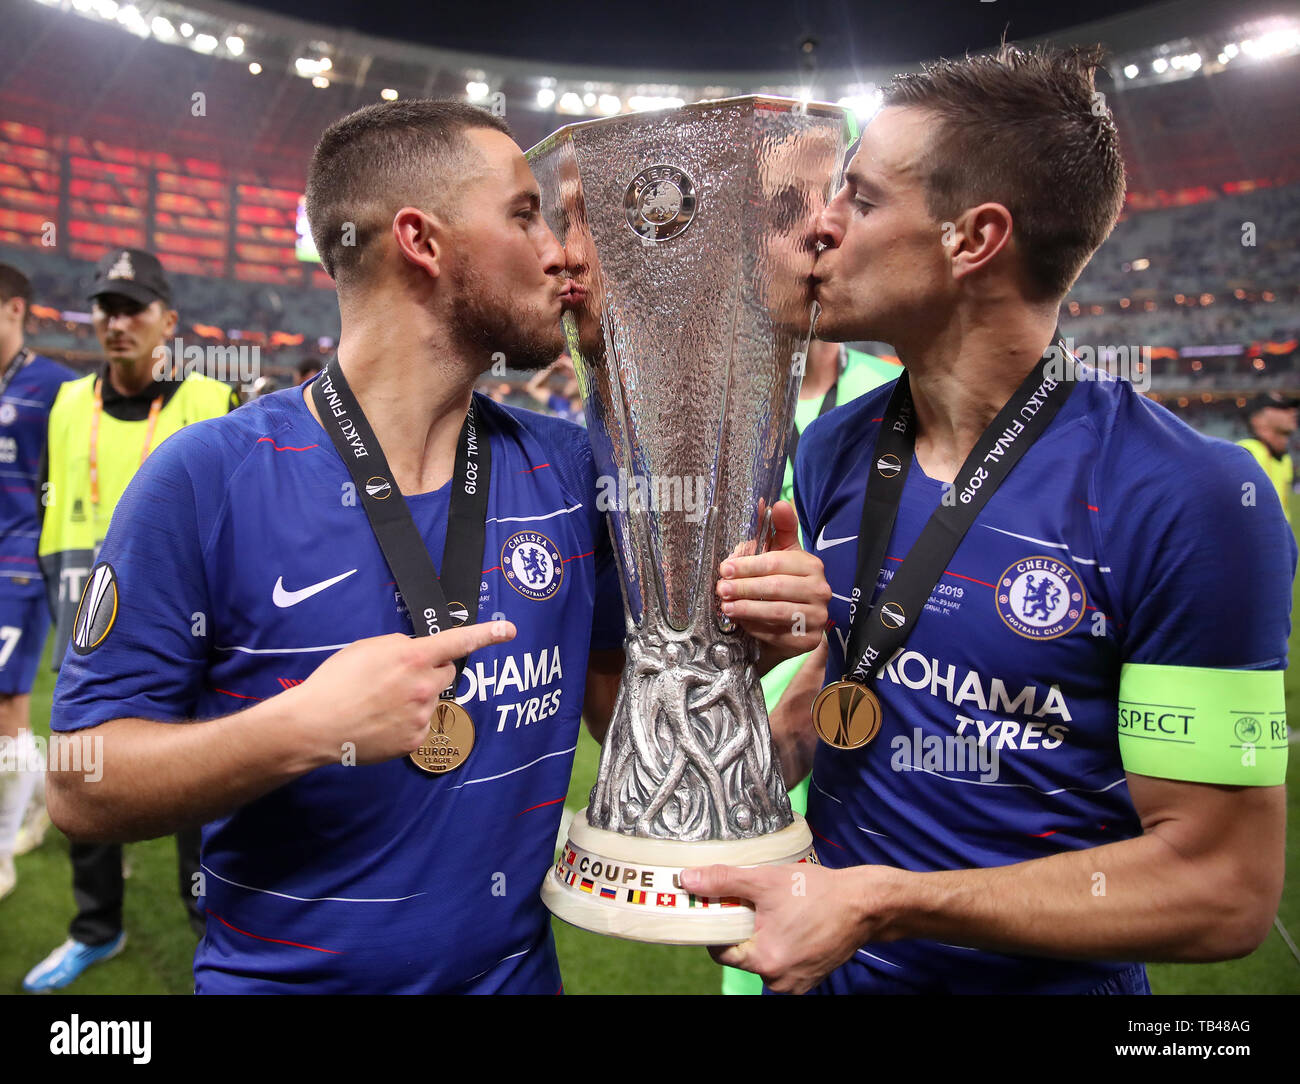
[{"left": 529, "top": 97, "right": 851, "bottom": 944}]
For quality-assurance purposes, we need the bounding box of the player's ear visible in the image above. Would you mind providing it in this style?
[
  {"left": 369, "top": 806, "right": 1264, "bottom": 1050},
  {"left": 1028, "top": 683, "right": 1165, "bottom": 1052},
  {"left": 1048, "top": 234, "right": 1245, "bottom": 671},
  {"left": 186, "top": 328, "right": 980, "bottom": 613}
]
[
  {"left": 948, "top": 202, "right": 1014, "bottom": 283},
  {"left": 392, "top": 207, "right": 445, "bottom": 282},
  {"left": 161, "top": 305, "right": 179, "bottom": 338}
]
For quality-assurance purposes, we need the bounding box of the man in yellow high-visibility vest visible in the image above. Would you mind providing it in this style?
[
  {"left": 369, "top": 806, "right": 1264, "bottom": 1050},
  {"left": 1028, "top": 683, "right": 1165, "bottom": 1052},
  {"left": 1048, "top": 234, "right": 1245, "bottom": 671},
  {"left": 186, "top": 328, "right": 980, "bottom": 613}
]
[
  {"left": 1237, "top": 393, "right": 1297, "bottom": 523},
  {"left": 24, "top": 248, "right": 236, "bottom": 992}
]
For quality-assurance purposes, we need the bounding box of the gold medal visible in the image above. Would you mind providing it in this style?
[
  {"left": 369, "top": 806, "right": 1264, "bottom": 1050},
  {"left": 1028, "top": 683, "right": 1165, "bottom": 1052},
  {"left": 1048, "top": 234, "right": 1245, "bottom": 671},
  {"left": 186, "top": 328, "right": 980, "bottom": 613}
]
[
  {"left": 811, "top": 680, "right": 883, "bottom": 749},
  {"left": 409, "top": 700, "right": 476, "bottom": 774}
]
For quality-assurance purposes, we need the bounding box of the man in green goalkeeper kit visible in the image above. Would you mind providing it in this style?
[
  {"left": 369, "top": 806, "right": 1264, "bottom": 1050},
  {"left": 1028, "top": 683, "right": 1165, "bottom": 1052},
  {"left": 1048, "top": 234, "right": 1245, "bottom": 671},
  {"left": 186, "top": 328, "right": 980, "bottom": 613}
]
[{"left": 721, "top": 335, "right": 898, "bottom": 995}]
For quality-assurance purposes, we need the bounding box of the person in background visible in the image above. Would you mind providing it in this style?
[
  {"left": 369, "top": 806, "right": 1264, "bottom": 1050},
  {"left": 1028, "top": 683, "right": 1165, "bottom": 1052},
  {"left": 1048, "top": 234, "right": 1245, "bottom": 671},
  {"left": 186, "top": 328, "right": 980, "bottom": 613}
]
[
  {"left": 0, "top": 263, "right": 77, "bottom": 900},
  {"left": 296, "top": 357, "right": 323, "bottom": 384},
  {"left": 23, "top": 248, "right": 238, "bottom": 992},
  {"left": 524, "top": 354, "right": 583, "bottom": 424},
  {"left": 247, "top": 375, "right": 280, "bottom": 400},
  {"left": 1238, "top": 392, "right": 1297, "bottom": 523}
]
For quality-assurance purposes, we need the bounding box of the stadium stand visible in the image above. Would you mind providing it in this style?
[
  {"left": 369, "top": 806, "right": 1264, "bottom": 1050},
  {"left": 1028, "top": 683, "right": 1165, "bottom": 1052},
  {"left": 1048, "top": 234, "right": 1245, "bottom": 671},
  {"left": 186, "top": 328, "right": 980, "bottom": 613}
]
[{"left": 0, "top": 0, "right": 1295, "bottom": 430}]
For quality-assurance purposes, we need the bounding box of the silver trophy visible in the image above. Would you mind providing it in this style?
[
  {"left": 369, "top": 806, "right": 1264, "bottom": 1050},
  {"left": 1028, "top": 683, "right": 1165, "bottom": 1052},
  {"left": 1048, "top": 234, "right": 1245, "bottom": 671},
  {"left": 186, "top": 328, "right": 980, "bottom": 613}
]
[{"left": 529, "top": 97, "right": 851, "bottom": 943}]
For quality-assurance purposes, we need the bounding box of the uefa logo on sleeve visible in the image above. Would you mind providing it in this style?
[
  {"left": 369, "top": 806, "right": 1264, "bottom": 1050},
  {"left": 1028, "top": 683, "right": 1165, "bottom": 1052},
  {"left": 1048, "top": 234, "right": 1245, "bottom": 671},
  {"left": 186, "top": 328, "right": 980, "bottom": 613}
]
[
  {"left": 501, "top": 531, "right": 563, "bottom": 601},
  {"left": 995, "top": 556, "right": 1085, "bottom": 640}
]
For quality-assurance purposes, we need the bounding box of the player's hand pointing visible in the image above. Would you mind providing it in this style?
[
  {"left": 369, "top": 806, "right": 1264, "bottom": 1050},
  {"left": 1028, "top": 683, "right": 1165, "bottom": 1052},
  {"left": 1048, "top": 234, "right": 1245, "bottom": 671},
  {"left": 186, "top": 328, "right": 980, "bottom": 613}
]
[
  {"left": 290, "top": 621, "right": 516, "bottom": 766},
  {"left": 715, "top": 499, "right": 830, "bottom": 664}
]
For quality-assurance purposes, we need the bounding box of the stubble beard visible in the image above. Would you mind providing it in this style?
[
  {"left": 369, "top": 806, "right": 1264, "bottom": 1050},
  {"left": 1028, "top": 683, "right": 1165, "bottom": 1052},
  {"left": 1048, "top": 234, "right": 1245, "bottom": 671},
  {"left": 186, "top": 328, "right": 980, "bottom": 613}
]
[{"left": 449, "top": 256, "right": 564, "bottom": 374}]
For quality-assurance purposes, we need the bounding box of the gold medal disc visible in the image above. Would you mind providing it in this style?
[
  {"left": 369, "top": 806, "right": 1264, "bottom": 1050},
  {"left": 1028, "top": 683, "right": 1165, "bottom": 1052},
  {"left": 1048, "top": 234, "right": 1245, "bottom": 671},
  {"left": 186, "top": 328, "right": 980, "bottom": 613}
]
[
  {"left": 811, "top": 680, "right": 883, "bottom": 749},
  {"left": 409, "top": 700, "right": 476, "bottom": 774}
]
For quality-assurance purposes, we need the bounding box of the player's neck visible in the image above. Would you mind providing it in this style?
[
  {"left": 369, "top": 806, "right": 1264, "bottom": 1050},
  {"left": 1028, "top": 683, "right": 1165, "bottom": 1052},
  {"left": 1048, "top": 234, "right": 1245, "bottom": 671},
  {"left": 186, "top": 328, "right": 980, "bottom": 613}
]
[
  {"left": 314, "top": 315, "right": 477, "bottom": 497},
  {"left": 0, "top": 336, "right": 22, "bottom": 373},
  {"left": 105, "top": 356, "right": 156, "bottom": 398},
  {"left": 901, "top": 313, "right": 1057, "bottom": 485},
  {"left": 800, "top": 340, "right": 840, "bottom": 399}
]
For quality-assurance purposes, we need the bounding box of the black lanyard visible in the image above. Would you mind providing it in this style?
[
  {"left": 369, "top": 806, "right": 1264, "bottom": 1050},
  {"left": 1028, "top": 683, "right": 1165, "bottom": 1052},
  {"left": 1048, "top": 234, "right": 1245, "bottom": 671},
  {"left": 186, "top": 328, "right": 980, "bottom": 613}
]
[
  {"left": 311, "top": 357, "right": 491, "bottom": 693},
  {"left": 0, "top": 348, "right": 31, "bottom": 400},
  {"left": 843, "top": 349, "right": 1077, "bottom": 684}
]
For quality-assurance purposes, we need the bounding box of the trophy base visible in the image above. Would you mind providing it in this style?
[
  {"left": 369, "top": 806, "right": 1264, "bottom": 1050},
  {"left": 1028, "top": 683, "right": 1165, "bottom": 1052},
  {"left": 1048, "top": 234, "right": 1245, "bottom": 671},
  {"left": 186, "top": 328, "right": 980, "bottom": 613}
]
[{"left": 542, "top": 807, "right": 816, "bottom": 945}]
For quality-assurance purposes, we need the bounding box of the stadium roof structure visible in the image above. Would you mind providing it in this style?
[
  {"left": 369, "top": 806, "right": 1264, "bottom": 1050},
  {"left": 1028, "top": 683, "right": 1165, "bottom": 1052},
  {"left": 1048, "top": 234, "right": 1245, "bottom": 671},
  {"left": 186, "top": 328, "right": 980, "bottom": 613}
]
[{"left": 7, "top": 0, "right": 1298, "bottom": 136}]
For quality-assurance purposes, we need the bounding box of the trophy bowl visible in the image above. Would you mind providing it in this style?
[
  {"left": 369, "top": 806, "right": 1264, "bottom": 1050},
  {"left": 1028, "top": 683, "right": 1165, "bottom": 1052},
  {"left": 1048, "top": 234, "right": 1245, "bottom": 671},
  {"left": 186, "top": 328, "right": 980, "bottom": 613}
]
[{"left": 529, "top": 96, "right": 852, "bottom": 944}]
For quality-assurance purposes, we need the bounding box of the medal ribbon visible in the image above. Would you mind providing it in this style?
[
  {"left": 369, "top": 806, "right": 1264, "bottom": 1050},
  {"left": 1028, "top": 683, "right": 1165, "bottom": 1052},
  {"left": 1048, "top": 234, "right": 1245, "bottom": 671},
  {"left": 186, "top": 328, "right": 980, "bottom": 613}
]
[
  {"left": 0, "top": 347, "right": 32, "bottom": 400},
  {"left": 310, "top": 357, "right": 491, "bottom": 695},
  {"left": 842, "top": 348, "right": 1078, "bottom": 686},
  {"left": 89, "top": 378, "right": 163, "bottom": 505}
]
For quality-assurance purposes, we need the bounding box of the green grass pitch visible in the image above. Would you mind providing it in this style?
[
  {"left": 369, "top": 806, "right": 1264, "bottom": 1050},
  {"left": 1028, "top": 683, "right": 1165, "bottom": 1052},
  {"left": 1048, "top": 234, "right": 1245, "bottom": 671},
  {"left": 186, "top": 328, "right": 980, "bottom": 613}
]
[{"left": 2, "top": 510, "right": 1298, "bottom": 995}]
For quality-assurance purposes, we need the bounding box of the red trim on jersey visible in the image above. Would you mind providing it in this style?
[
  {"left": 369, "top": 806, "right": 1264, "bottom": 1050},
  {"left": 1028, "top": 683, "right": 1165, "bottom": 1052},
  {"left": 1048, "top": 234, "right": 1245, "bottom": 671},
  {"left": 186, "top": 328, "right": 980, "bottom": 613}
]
[
  {"left": 213, "top": 687, "right": 263, "bottom": 701},
  {"left": 883, "top": 554, "right": 996, "bottom": 590},
  {"left": 257, "top": 437, "right": 320, "bottom": 452},
  {"left": 562, "top": 550, "right": 594, "bottom": 563},
  {"left": 518, "top": 463, "right": 551, "bottom": 474},
  {"left": 516, "top": 796, "right": 566, "bottom": 817},
  {"left": 206, "top": 910, "right": 343, "bottom": 954},
  {"left": 807, "top": 823, "right": 846, "bottom": 851}
]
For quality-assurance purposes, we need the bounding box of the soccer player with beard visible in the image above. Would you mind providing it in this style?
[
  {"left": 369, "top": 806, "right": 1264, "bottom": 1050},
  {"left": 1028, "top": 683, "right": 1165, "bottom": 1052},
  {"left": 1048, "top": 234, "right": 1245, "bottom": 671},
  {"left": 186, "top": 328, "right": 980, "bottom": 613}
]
[
  {"left": 683, "top": 46, "right": 1293, "bottom": 995},
  {"left": 43, "top": 101, "right": 829, "bottom": 993}
]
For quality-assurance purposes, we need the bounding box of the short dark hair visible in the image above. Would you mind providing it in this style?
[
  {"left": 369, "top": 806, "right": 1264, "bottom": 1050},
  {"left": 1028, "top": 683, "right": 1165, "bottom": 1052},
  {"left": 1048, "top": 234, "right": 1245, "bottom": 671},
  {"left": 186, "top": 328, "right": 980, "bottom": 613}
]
[
  {"left": 882, "top": 43, "right": 1126, "bottom": 300},
  {"left": 305, "top": 99, "right": 513, "bottom": 288},
  {"left": 0, "top": 263, "right": 33, "bottom": 312}
]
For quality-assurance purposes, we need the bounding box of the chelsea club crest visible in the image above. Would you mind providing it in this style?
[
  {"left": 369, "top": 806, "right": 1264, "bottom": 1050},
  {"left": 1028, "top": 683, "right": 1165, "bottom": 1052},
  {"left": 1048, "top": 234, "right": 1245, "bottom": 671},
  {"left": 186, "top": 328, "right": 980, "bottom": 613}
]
[
  {"left": 502, "top": 531, "right": 563, "bottom": 601},
  {"left": 995, "top": 555, "right": 1085, "bottom": 640}
]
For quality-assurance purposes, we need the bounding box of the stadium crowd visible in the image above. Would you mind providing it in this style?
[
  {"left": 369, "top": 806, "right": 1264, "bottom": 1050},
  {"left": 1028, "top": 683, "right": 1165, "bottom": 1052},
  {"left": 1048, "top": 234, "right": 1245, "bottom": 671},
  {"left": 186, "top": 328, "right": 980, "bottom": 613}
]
[{"left": 2, "top": 176, "right": 1298, "bottom": 440}]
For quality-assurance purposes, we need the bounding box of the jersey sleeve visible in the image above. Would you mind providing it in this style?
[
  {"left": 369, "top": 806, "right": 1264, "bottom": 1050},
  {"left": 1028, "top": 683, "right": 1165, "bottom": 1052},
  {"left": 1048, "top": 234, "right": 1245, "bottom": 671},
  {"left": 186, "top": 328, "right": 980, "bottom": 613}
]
[
  {"left": 1101, "top": 406, "right": 1296, "bottom": 785},
  {"left": 51, "top": 424, "right": 218, "bottom": 732}
]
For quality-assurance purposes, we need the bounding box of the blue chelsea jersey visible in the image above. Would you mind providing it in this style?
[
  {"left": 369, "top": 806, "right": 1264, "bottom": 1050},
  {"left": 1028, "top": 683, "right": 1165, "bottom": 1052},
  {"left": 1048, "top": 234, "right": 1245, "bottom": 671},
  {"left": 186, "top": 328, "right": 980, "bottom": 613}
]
[
  {"left": 52, "top": 384, "right": 624, "bottom": 993},
  {"left": 793, "top": 367, "right": 1295, "bottom": 994},
  {"left": 0, "top": 352, "right": 78, "bottom": 597}
]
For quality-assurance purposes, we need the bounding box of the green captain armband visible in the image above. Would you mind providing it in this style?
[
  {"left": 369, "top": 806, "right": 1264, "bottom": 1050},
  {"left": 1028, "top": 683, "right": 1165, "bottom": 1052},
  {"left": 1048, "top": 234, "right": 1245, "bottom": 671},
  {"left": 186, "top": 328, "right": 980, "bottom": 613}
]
[{"left": 1117, "top": 663, "right": 1288, "bottom": 785}]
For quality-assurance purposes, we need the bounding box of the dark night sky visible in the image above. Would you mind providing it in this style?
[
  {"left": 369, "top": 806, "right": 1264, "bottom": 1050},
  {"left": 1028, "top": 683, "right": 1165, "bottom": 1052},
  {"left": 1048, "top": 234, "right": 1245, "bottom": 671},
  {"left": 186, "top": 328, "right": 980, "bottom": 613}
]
[{"left": 233, "top": 0, "right": 1266, "bottom": 72}]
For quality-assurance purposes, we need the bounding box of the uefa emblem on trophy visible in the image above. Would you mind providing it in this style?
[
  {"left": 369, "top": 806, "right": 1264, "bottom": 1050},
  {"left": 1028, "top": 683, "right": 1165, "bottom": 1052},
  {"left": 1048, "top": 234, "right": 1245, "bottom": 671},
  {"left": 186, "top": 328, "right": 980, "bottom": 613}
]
[{"left": 528, "top": 96, "right": 852, "bottom": 943}]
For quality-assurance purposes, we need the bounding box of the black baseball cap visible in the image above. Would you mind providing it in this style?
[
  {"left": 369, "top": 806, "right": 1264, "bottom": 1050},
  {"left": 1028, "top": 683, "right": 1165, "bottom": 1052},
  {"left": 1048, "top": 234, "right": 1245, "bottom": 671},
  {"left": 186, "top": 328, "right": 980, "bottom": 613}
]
[
  {"left": 1244, "top": 392, "right": 1300, "bottom": 418},
  {"left": 89, "top": 248, "right": 172, "bottom": 307}
]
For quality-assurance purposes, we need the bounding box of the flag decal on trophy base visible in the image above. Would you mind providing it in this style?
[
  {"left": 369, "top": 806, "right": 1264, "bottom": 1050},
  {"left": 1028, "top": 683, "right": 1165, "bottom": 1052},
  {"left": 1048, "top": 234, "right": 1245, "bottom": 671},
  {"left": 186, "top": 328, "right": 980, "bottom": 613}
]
[{"left": 543, "top": 807, "right": 818, "bottom": 944}]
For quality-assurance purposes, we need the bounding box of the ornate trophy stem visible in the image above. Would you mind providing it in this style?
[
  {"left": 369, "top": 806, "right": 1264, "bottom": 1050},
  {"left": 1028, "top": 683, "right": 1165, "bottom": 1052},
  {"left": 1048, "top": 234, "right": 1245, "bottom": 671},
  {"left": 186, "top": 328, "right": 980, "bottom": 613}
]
[{"left": 588, "top": 506, "right": 791, "bottom": 841}]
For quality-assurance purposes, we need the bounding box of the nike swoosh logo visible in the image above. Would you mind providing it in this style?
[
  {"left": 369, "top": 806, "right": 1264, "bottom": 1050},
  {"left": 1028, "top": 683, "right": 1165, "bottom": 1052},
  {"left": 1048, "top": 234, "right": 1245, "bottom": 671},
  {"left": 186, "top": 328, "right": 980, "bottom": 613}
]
[
  {"left": 815, "top": 527, "right": 858, "bottom": 551},
  {"left": 272, "top": 569, "right": 358, "bottom": 608}
]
